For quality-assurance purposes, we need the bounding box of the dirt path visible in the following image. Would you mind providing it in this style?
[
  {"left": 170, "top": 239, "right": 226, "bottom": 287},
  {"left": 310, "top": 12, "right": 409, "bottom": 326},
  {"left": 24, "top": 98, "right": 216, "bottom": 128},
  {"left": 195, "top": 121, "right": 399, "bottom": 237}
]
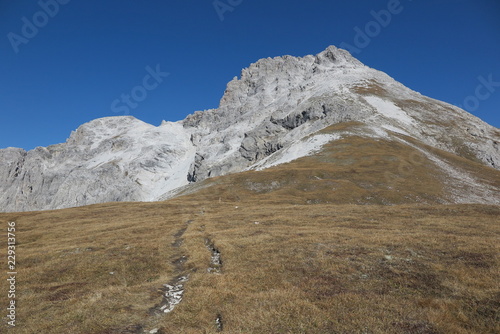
[
  {"left": 113, "top": 219, "right": 227, "bottom": 333},
  {"left": 142, "top": 220, "right": 194, "bottom": 333}
]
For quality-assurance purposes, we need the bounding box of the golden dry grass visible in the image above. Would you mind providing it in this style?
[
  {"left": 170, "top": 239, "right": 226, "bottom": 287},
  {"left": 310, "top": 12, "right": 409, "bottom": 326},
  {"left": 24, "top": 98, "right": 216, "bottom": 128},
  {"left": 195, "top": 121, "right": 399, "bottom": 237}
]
[
  {"left": 1, "top": 198, "right": 499, "bottom": 333},
  {"left": 179, "top": 127, "right": 500, "bottom": 207},
  {"left": 352, "top": 80, "right": 389, "bottom": 97}
]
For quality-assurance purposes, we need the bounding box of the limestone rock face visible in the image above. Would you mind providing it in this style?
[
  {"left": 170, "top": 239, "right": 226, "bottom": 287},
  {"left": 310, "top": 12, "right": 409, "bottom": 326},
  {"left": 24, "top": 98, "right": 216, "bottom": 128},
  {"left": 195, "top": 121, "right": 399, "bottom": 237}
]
[
  {"left": 0, "top": 117, "right": 196, "bottom": 211},
  {"left": 1, "top": 46, "right": 499, "bottom": 212}
]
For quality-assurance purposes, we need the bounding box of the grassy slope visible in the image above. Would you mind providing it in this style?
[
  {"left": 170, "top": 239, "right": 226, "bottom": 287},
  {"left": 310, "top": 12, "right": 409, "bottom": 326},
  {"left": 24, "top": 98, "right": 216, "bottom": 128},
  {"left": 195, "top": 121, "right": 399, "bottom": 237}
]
[
  {"left": 1, "top": 127, "right": 499, "bottom": 333},
  {"left": 179, "top": 122, "right": 500, "bottom": 206},
  {"left": 1, "top": 201, "right": 499, "bottom": 334}
]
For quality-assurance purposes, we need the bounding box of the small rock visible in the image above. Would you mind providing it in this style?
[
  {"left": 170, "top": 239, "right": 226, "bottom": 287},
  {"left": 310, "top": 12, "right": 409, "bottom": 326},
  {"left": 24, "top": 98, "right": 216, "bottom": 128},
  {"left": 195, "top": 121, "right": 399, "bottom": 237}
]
[{"left": 216, "top": 314, "right": 223, "bottom": 332}]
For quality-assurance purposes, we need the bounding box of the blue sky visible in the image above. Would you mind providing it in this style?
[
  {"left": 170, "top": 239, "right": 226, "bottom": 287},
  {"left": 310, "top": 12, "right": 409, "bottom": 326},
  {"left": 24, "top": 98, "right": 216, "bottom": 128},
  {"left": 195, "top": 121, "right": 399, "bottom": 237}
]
[{"left": 1, "top": 0, "right": 499, "bottom": 150}]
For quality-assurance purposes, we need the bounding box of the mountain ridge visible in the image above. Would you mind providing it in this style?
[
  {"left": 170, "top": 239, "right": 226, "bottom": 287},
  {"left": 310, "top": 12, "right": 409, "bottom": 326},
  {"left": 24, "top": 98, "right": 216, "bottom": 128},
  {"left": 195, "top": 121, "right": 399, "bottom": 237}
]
[{"left": 1, "top": 46, "right": 499, "bottom": 212}]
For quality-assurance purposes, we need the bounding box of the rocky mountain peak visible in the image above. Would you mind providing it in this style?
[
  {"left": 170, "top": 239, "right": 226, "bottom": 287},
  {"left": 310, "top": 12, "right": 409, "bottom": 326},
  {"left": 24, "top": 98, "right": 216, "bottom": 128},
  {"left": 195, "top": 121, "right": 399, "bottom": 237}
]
[
  {"left": 67, "top": 116, "right": 146, "bottom": 147},
  {"left": 217, "top": 46, "right": 363, "bottom": 111},
  {"left": 314, "top": 45, "right": 362, "bottom": 66},
  {"left": 1, "top": 46, "right": 499, "bottom": 212}
]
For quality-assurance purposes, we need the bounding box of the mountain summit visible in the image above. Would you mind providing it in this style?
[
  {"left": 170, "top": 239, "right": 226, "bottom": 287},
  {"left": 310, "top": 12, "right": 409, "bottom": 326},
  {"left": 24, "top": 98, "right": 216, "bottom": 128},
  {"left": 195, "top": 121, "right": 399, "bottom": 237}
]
[{"left": 1, "top": 46, "right": 499, "bottom": 212}]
